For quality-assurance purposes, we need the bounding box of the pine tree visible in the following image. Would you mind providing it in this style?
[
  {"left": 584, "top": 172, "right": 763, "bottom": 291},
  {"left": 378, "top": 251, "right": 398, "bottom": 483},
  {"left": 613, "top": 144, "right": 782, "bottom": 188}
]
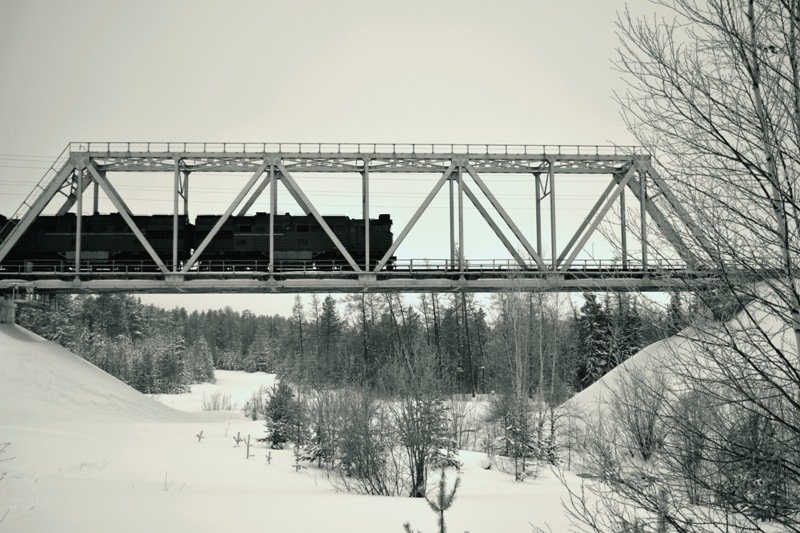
[
  {"left": 263, "top": 382, "right": 304, "bottom": 449},
  {"left": 576, "top": 293, "right": 610, "bottom": 387}
]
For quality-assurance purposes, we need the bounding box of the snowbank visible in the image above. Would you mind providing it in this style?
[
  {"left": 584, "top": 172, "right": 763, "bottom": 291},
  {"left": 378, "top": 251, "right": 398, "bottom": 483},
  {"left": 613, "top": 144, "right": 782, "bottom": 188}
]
[
  {"left": 565, "top": 293, "right": 798, "bottom": 417},
  {"left": 0, "top": 324, "right": 188, "bottom": 424}
]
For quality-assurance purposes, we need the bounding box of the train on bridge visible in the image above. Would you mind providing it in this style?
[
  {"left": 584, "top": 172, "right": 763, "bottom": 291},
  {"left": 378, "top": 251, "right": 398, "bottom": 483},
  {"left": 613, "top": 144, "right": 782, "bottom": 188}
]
[{"left": 0, "top": 212, "right": 393, "bottom": 271}]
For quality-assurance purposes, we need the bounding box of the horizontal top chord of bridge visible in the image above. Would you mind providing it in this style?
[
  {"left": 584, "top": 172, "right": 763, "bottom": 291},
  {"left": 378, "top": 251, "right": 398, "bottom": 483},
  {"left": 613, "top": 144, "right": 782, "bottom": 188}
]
[
  {"left": 70, "top": 142, "right": 647, "bottom": 158},
  {"left": 68, "top": 142, "right": 650, "bottom": 175}
]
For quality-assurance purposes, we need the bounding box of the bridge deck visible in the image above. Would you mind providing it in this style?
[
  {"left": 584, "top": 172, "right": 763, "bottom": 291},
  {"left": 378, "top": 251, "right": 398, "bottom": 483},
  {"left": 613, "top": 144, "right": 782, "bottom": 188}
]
[{"left": 0, "top": 259, "right": 749, "bottom": 294}]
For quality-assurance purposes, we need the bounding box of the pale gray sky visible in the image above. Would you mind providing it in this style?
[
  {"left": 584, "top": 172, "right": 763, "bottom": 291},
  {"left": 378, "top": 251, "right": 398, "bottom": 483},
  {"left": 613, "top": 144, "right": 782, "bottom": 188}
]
[{"left": 0, "top": 0, "right": 648, "bottom": 315}]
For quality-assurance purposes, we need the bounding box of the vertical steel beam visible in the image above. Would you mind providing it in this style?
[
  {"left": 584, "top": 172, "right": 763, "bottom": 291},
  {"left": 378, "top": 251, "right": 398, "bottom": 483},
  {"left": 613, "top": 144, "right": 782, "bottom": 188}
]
[
  {"left": 269, "top": 164, "right": 276, "bottom": 275},
  {"left": 173, "top": 159, "right": 180, "bottom": 272},
  {"left": 182, "top": 160, "right": 269, "bottom": 273},
  {"left": 549, "top": 159, "right": 557, "bottom": 270},
  {"left": 376, "top": 163, "right": 456, "bottom": 272},
  {"left": 620, "top": 185, "right": 628, "bottom": 269},
  {"left": 449, "top": 173, "right": 455, "bottom": 267},
  {"left": 183, "top": 171, "right": 190, "bottom": 216},
  {"left": 535, "top": 173, "right": 542, "bottom": 260},
  {"left": 93, "top": 180, "right": 99, "bottom": 215},
  {"left": 457, "top": 166, "right": 464, "bottom": 271},
  {"left": 640, "top": 171, "right": 648, "bottom": 269},
  {"left": 75, "top": 171, "right": 82, "bottom": 274},
  {"left": 86, "top": 163, "right": 170, "bottom": 274},
  {"left": 363, "top": 159, "right": 370, "bottom": 271}
]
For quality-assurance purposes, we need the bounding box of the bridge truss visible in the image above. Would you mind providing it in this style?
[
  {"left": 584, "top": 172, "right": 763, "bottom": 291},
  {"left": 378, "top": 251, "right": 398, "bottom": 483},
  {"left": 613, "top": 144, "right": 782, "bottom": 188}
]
[{"left": 0, "top": 142, "right": 723, "bottom": 295}]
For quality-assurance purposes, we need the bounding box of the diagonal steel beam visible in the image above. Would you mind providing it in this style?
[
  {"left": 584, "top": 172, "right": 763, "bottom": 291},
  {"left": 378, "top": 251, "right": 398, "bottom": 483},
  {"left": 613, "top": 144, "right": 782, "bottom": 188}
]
[
  {"left": 0, "top": 163, "right": 76, "bottom": 263},
  {"left": 557, "top": 177, "right": 618, "bottom": 265},
  {"left": 463, "top": 163, "right": 545, "bottom": 269},
  {"left": 87, "top": 163, "right": 170, "bottom": 274},
  {"left": 182, "top": 160, "right": 269, "bottom": 272},
  {"left": 237, "top": 172, "right": 273, "bottom": 216},
  {"left": 641, "top": 163, "right": 713, "bottom": 266},
  {"left": 276, "top": 162, "right": 362, "bottom": 273},
  {"left": 461, "top": 181, "right": 528, "bottom": 269},
  {"left": 560, "top": 164, "right": 637, "bottom": 271},
  {"left": 375, "top": 163, "right": 456, "bottom": 272}
]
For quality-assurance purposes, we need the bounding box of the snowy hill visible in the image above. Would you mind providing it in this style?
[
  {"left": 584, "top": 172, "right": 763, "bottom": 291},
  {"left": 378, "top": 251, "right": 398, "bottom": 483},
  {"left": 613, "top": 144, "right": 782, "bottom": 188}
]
[
  {"left": 566, "top": 294, "right": 798, "bottom": 416},
  {"left": 0, "top": 324, "right": 188, "bottom": 424}
]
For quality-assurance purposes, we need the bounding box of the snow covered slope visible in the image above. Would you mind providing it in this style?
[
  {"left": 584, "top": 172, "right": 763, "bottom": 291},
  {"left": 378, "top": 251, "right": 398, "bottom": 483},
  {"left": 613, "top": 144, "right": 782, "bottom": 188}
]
[
  {"left": 566, "top": 295, "right": 798, "bottom": 415},
  {"left": 0, "top": 324, "right": 188, "bottom": 424}
]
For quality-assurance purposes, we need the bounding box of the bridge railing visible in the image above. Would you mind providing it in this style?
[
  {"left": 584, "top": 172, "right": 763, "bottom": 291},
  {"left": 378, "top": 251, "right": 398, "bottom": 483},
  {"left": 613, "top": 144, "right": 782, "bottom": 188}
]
[
  {"left": 0, "top": 257, "right": 692, "bottom": 275},
  {"left": 69, "top": 142, "right": 645, "bottom": 157}
]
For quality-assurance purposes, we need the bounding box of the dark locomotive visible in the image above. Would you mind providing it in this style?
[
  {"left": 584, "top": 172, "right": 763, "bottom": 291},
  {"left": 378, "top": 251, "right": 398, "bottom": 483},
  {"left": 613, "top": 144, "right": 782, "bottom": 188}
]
[{"left": 0, "top": 212, "right": 393, "bottom": 271}]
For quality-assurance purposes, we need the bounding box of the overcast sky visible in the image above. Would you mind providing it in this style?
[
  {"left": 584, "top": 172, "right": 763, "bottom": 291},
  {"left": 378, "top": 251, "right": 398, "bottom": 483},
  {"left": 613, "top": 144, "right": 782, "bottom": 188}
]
[{"left": 0, "top": 0, "right": 649, "bottom": 316}]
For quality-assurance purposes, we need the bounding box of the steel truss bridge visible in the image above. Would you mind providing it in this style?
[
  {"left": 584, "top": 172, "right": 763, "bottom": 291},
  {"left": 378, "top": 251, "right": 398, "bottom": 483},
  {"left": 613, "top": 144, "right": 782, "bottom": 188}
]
[{"left": 0, "top": 142, "right": 736, "bottom": 297}]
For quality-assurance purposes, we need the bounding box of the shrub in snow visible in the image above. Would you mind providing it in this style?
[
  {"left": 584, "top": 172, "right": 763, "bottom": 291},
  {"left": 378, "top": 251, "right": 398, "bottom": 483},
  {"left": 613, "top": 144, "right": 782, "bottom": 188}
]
[
  {"left": 446, "top": 399, "right": 479, "bottom": 451},
  {"left": 335, "top": 391, "right": 403, "bottom": 496},
  {"left": 242, "top": 386, "right": 266, "bottom": 421},
  {"left": 486, "top": 393, "right": 538, "bottom": 481},
  {"left": 302, "top": 389, "right": 346, "bottom": 468},
  {"left": 201, "top": 392, "right": 232, "bottom": 411},
  {"left": 611, "top": 366, "right": 668, "bottom": 461},
  {"left": 393, "top": 393, "right": 454, "bottom": 497}
]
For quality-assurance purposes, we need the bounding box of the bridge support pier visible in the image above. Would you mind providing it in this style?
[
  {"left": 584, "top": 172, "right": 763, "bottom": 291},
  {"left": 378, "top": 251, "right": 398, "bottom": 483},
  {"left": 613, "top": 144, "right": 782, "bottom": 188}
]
[{"left": 0, "top": 298, "right": 16, "bottom": 324}]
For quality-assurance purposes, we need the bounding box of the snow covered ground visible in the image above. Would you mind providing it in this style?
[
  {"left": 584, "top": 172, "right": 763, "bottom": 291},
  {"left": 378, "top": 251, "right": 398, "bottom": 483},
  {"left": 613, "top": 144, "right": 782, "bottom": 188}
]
[
  {"left": 0, "top": 324, "right": 573, "bottom": 533},
  {"left": 149, "top": 370, "right": 276, "bottom": 412}
]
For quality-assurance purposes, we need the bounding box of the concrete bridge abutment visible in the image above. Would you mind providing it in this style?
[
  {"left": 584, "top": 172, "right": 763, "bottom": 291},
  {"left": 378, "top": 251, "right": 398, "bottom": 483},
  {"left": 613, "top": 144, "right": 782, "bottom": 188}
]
[{"left": 0, "top": 298, "right": 16, "bottom": 324}]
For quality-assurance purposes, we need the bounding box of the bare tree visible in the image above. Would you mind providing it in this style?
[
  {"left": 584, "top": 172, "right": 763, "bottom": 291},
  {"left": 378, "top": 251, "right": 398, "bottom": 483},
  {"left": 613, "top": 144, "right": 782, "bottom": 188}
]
[{"left": 563, "top": 1, "right": 800, "bottom": 531}]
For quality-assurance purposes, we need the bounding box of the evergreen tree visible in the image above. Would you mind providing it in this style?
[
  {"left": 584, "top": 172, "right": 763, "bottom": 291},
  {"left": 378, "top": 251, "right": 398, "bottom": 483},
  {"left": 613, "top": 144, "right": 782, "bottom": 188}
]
[
  {"left": 319, "top": 295, "right": 341, "bottom": 382},
  {"left": 263, "top": 382, "right": 305, "bottom": 449},
  {"left": 576, "top": 292, "right": 610, "bottom": 387}
]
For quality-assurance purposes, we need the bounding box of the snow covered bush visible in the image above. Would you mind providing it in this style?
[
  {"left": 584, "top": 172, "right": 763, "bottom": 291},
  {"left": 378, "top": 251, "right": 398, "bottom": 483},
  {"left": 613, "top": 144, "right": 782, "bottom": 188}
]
[
  {"left": 611, "top": 366, "right": 667, "bottom": 461},
  {"left": 335, "top": 391, "right": 403, "bottom": 496},
  {"left": 302, "top": 389, "right": 346, "bottom": 468},
  {"left": 394, "top": 394, "right": 456, "bottom": 497},
  {"left": 485, "top": 393, "right": 537, "bottom": 481},
  {"left": 242, "top": 386, "right": 266, "bottom": 420},
  {"left": 201, "top": 392, "right": 232, "bottom": 411}
]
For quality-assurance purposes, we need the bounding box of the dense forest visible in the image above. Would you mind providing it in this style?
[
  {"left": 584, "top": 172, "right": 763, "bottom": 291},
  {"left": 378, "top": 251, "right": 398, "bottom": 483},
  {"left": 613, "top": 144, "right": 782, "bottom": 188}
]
[{"left": 16, "top": 291, "right": 683, "bottom": 399}]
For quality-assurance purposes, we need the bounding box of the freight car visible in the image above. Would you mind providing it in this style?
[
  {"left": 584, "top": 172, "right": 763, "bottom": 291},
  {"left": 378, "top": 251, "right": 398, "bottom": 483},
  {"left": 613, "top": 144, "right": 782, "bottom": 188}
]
[{"left": 0, "top": 212, "right": 393, "bottom": 271}]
